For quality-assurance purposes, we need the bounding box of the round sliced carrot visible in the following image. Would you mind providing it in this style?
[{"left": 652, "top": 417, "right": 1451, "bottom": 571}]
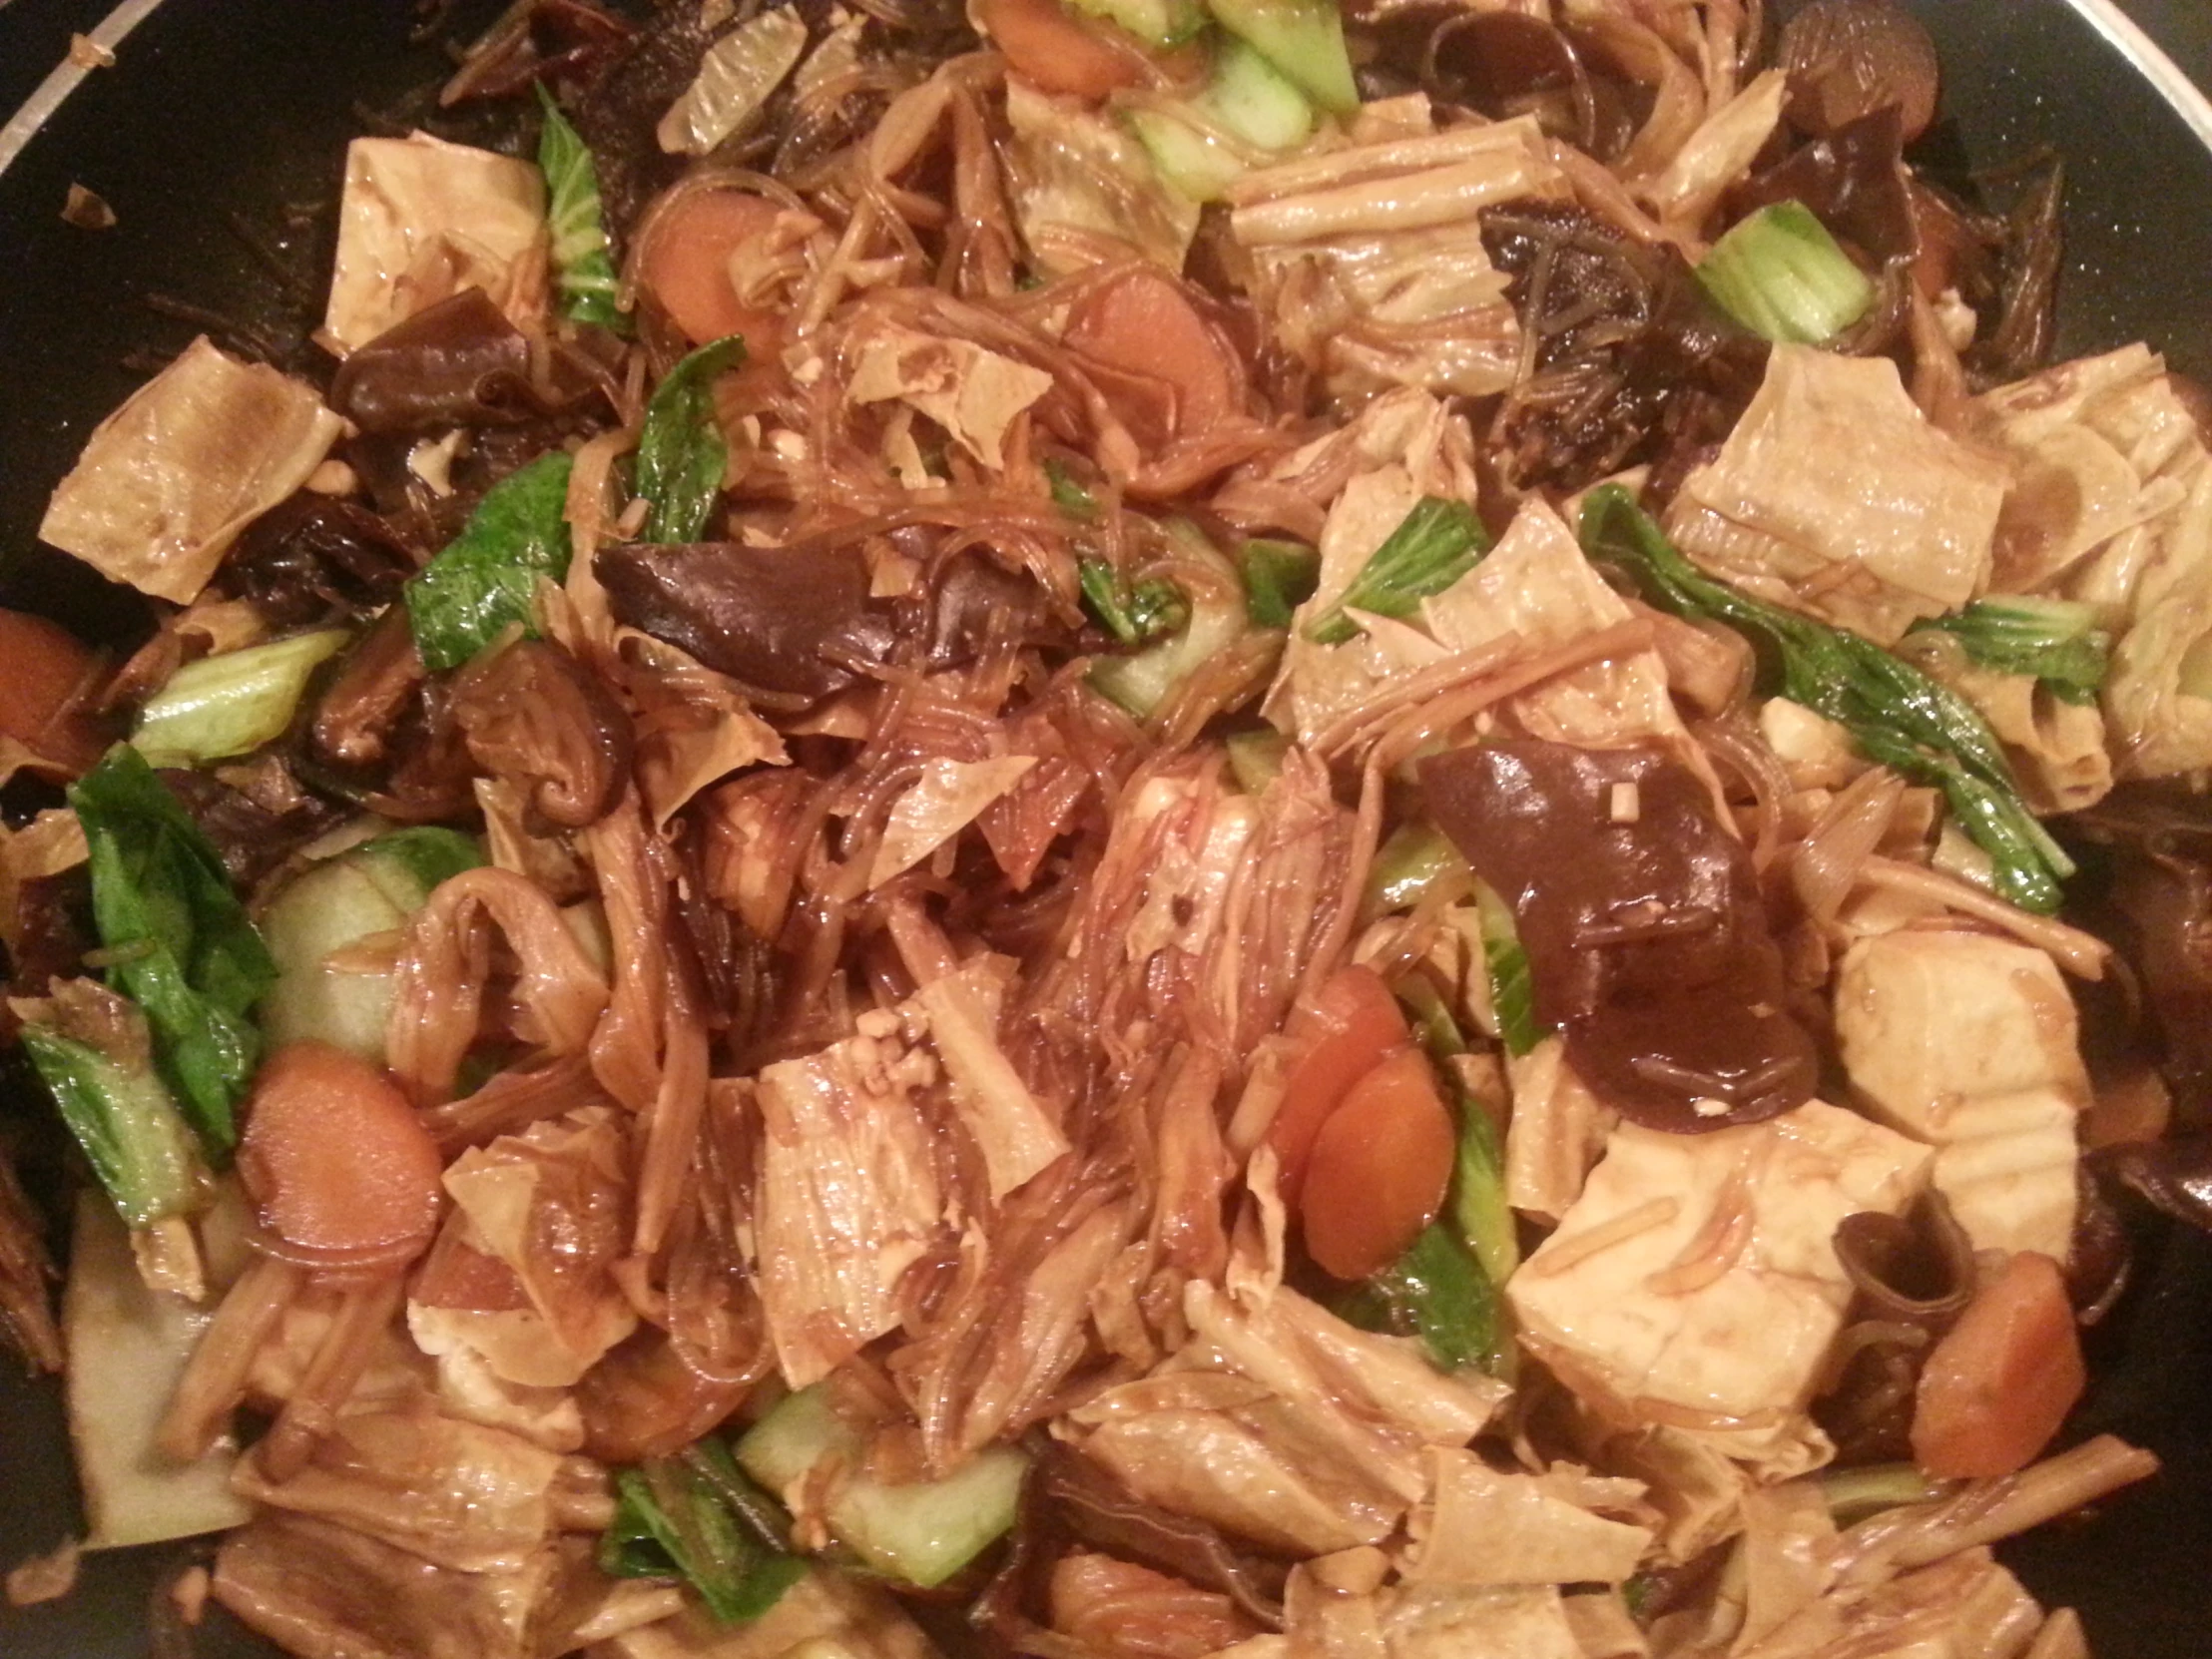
[
  {"left": 1300, "top": 1046, "right": 1456, "bottom": 1282},
  {"left": 972, "top": 0, "right": 1153, "bottom": 100},
  {"left": 638, "top": 188, "right": 787, "bottom": 352},
  {"left": 1064, "top": 268, "right": 1240, "bottom": 445},
  {"left": 0, "top": 608, "right": 103, "bottom": 770},
  {"left": 1265, "top": 964, "right": 1410, "bottom": 1205},
  {"left": 240, "top": 1041, "right": 444, "bottom": 1268},
  {"left": 1912, "top": 1250, "right": 2086, "bottom": 1479}
]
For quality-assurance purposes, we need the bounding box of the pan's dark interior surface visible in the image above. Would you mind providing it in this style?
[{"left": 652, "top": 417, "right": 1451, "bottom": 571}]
[{"left": 0, "top": 0, "right": 2210, "bottom": 1653}]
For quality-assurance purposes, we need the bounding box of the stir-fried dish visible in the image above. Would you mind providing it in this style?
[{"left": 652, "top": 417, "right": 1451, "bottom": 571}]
[{"left": 10, "top": 0, "right": 2212, "bottom": 1653}]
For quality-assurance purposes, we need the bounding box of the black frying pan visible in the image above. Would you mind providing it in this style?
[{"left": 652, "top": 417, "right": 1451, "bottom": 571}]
[{"left": 1, "top": 1, "right": 2210, "bottom": 1653}]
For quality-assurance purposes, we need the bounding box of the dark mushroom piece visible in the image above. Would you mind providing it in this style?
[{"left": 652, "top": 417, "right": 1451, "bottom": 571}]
[
  {"left": 1778, "top": 0, "right": 1941, "bottom": 144},
  {"left": 1421, "top": 740, "right": 1819, "bottom": 1133},
  {"left": 596, "top": 539, "right": 894, "bottom": 706}
]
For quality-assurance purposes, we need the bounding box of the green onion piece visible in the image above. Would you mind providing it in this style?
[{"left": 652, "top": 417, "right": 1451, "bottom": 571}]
[
  {"left": 405, "top": 451, "right": 577, "bottom": 672},
  {"left": 1697, "top": 201, "right": 1876, "bottom": 344},
  {"left": 1080, "top": 557, "right": 1189, "bottom": 648},
  {"left": 132, "top": 630, "right": 347, "bottom": 766},
  {"left": 1307, "top": 497, "right": 1487, "bottom": 645},
  {"left": 1818, "top": 1461, "right": 1942, "bottom": 1524},
  {"left": 1913, "top": 595, "right": 2113, "bottom": 706},
  {"left": 70, "top": 747, "right": 276, "bottom": 1156},
  {"left": 1580, "top": 484, "right": 2074, "bottom": 915},
  {"left": 601, "top": 1443, "right": 805, "bottom": 1624},
  {"left": 18, "top": 984, "right": 212, "bottom": 1229},
  {"left": 1474, "top": 880, "right": 1541, "bottom": 1059},
  {"left": 535, "top": 83, "right": 627, "bottom": 333},
  {"left": 1045, "top": 458, "right": 1101, "bottom": 522},
  {"left": 1242, "top": 537, "right": 1321, "bottom": 629},
  {"left": 636, "top": 335, "right": 748, "bottom": 545}
]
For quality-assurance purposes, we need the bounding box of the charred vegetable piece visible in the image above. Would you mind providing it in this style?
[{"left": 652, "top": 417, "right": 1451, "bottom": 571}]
[
  {"left": 1696, "top": 202, "right": 1875, "bottom": 344},
  {"left": 1913, "top": 596, "right": 2112, "bottom": 706},
  {"left": 597, "top": 539, "right": 890, "bottom": 702},
  {"left": 405, "top": 451, "right": 576, "bottom": 672},
  {"left": 1582, "top": 485, "right": 2074, "bottom": 914},
  {"left": 636, "top": 335, "right": 746, "bottom": 544},
  {"left": 1306, "top": 497, "right": 1487, "bottom": 646},
  {"left": 70, "top": 747, "right": 277, "bottom": 1156},
  {"left": 1241, "top": 538, "right": 1320, "bottom": 629},
  {"left": 537, "top": 83, "right": 627, "bottom": 331},
  {"left": 1204, "top": 0, "right": 1357, "bottom": 114},
  {"left": 18, "top": 982, "right": 211, "bottom": 1229},
  {"left": 1079, "top": 558, "right": 1190, "bottom": 648},
  {"left": 1421, "top": 739, "right": 1820, "bottom": 1134},
  {"left": 132, "top": 631, "right": 348, "bottom": 767},
  {"left": 603, "top": 1440, "right": 806, "bottom": 1623}
]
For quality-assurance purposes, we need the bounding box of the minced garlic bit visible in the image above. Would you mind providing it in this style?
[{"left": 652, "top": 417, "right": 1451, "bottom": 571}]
[
  {"left": 1608, "top": 781, "right": 1640, "bottom": 824},
  {"left": 171, "top": 1563, "right": 212, "bottom": 1626},
  {"left": 61, "top": 184, "right": 116, "bottom": 231},
  {"left": 1692, "top": 1096, "right": 1731, "bottom": 1118},
  {"left": 68, "top": 32, "right": 117, "bottom": 69},
  {"left": 303, "top": 459, "right": 359, "bottom": 496}
]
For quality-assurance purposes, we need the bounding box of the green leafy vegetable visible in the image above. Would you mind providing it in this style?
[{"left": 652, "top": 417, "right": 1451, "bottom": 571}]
[
  {"left": 1581, "top": 485, "right": 2074, "bottom": 914},
  {"left": 1080, "top": 557, "right": 1189, "bottom": 648},
  {"left": 355, "top": 827, "right": 486, "bottom": 894},
  {"left": 1088, "top": 533, "right": 1253, "bottom": 720},
  {"left": 1360, "top": 821, "right": 1468, "bottom": 924},
  {"left": 1337, "top": 1221, "right": 1503, "bottom": 1373},
  {"left": 1450, "top": 1087, "right": 1516, "bottom": 1293},
  {"left": 18, "top": 984, "right": 211, "bottom": 1229},
  {"left": 1045, "top": 459, "right": 1100, "bottom": 522},
  {"left": 1473, "top": 880, "right": 1541, "bottom": 1059},
  {"left": 601, "top": 1441, "right": 805, "bottom": 1624},
  {"left": 636, "top": 336, "right": 747, "bottom": 544},
  {"left": 1696, "top": 201, "right": 1875, "bottom": 344},
  {"left": 69, "top": 748, "right": 276, "bottom": 1156},
  {"left": 1204, "top": 0, "right": 1359, "bottom": 115},
  {"left": 132, "top": 631, "right": 348, "bottom": 766},
  {"left": 536, "top": 84, "right": 627, "bottom": 332},
  {"left": 1241, "top": 537, "right": 1321, "bottom": 628},
  {"left": 405, "top": 451, "right": 576, "bottom": 672},
  {"left": 1306, "top": 497, "right": 1487, "bottom": 645},
  {"left": 1912, "top": 595, "right": 2112, "bottom": 706}
]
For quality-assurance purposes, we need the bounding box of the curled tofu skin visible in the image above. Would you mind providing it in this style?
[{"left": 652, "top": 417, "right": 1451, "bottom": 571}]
[
  {"left": 38, "top": 338, "right": 343, "bottom": 604},
  {"left": 322, "top": 133, "right": 549, "bottom": 356},
  {"left": 1668, "top": 345, "right": 2010, "bottom": 645}
]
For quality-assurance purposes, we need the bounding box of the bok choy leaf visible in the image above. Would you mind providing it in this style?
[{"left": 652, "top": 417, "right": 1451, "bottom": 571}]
[
  {"left": 1306, "top": 497, "right": 1487, "bottom": 645},
  {"left": 601, "top": 1439, "right": 804, "bottom": 1624},
  {"left": 1912, "top": 595, "right": 2112, "bottom": 706},
  {"left": 69, "top": 747, "right": 276, "bottom": 1156},
  {"left": 1581, "top": 484, "right": 2074, "bottom": 915},
  {"left": 536, "top": 84, "right": 627, "bottom": 333},
  {"left": 405, "top": 450, "right": 576, "bottom": 672},
  {"left": 636, "top": 336, "right": 746, "bottom": 545}
]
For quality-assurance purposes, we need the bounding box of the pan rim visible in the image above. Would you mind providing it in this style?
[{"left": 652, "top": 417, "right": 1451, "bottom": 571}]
[{"left": 0, "top": 0, "right": 2209, "bottom": 184}]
